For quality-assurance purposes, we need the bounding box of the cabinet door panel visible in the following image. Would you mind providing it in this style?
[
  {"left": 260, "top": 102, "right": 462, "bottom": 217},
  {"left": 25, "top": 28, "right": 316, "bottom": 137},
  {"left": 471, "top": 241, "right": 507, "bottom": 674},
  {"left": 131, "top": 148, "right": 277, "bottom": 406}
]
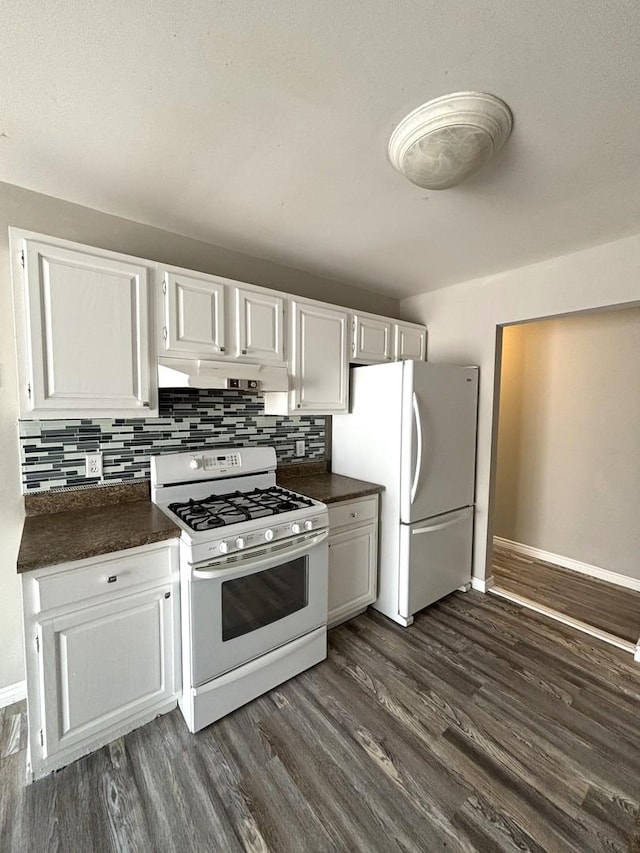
[
  {"left": 163, "top": 270, "right": 226, "bottom": 356},
  {"left": 40, "top": 587, "right": 174, "bottom": 756},
  {"left": 353, "top": 315, "right": 393, "bottom": 363},
  {"left": 328, "top": 523, "right": 377, "bottom": 625},
  {"left": 293, "top": 301, "right": 348, "bottom": 413},
  {"left": 395, "top": 323, "right": 427, "bottom": 361},
  {"left": 236, "top": 288, "right": 285, "bottom": 362},
  {"left": 23, "top": 240, "right": 152, "bottom": 415}
]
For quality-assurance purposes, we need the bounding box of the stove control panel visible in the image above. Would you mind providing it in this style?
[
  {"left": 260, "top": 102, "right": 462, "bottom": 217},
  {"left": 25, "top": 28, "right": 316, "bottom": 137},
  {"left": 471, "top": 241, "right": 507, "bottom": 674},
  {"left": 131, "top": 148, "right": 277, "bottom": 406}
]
[{"left": 201, "top": 515, "right": 326, "bottom": 558}]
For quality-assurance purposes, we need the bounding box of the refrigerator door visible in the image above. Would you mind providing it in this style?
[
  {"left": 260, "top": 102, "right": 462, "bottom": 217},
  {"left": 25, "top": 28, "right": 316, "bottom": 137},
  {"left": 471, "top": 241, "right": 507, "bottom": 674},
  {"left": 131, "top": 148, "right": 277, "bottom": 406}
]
[
  {"left": 400, "top": 362, "right": 478, "bottom": 525},
  {"left": 398, "top": 506, "right": 474, "bottom": 620}
]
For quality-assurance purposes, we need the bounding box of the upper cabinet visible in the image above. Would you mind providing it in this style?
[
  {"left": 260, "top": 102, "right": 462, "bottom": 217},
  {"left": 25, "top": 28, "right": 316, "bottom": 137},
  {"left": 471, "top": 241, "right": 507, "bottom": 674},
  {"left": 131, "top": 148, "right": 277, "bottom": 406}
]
[
  {"left": 158, "top": 266, "right": 285, "bottom": 364},
  {"left": 11, "top": 230, "right": 157, "bottom": 419},
  {"left": 234, "top": 286, "right": 285, "bottom": 364},
  {"left": 264, "top": 298, "right": 349, "bottom": 415},
  {"left": 11, "top": 229, "right": 427, "bottom": 420},
  {"left": 349, "top": 313, "right": 427, "bottom": 366},
  {"left": 161, "top": 267, "right": 226, "bottom": 358},
  {"left": 351, "top": 314, "right": 394, "bottom": 364},
  {"left": 395, "top": 321, "right": 427, "bottom": 361}
]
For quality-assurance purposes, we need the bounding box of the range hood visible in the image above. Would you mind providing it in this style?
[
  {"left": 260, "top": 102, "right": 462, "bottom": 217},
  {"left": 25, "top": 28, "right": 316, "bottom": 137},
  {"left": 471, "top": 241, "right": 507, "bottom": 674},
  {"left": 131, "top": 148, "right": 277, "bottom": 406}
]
[{"left": 157, "top": 357, "right": 289, "bottom": 392}]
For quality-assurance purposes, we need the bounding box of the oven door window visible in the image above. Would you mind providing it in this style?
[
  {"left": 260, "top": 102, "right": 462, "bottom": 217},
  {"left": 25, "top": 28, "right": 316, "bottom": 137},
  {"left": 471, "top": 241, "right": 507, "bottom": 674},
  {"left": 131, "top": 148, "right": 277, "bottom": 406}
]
[{"left": 221, "top": 556, "right": 309, "bottom": 642}]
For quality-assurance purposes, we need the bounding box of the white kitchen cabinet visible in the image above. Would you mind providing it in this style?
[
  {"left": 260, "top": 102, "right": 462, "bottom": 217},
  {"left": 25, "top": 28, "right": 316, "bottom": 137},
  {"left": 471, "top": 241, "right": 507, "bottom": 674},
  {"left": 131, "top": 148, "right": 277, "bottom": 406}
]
[
  {"left": 22, "top": 541, "right": 180, "bottom": 782},
  {"left": 159, "top": 265, "right": 227, "bottom": 359},
  {"left": 10, "top": 230, "right": 157, "bottom": 418},
  {"left": 351, "top": 313, "right": 394, "bottom": 364},
  {"left": 159, "top": 266, "right": 286, "bottom": 366},
  {"left": 264, "top": 298, "right": 349, "bottom": 415},
  {"left": 235, "top": 286, "right": 285, "bottom": 363},
  {"left": 327, "top": 495, "right": 379, "bottom": 627},
  {"left": 395, "top": 321, "right": 427, "bottom": 361}
]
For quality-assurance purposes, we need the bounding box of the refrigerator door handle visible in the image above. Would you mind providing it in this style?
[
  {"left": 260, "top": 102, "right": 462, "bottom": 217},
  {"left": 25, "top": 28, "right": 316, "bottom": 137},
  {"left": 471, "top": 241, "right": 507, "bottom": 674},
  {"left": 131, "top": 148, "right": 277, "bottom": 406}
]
[
  {"left": 411, "top": 506, "right": 473, "bottom": 535},
  {"left": 410, "top": 392, "right": 423, "bottom": 505}
]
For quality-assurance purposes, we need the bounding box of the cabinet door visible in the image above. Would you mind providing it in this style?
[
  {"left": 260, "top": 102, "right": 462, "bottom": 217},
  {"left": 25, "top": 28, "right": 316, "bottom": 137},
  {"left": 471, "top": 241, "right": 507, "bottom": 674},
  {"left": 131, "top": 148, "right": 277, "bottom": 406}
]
[
  {"left": 161, "top": 267, "right": 226, "bottom": 358},
  {"left": 352, "top": 315, "right": 393, "bottom": 363},
  {"left": 328, "top": 523, "right": 377, "bottom": 626},
  {"left": 38, "top": 586, "right": 177, "bottom": 758},
  {"left": 395, "top": 322, "right": 427, "bottom": 361},
  {"left": 235, "top": 287, "right": 285, "bottom": 363},
  {"left": 292, "top": 300, "right": 349, "bottom": 413},
  {"left": 20, "top": 237, "right": 155, "bottom": 417}
]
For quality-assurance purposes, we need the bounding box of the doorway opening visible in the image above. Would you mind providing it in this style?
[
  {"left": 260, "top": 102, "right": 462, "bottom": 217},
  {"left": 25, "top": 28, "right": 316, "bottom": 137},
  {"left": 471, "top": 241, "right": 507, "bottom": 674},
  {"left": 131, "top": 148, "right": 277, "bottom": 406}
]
[{"left": 488, "top": 305, "right": 640, "bottom": 655}]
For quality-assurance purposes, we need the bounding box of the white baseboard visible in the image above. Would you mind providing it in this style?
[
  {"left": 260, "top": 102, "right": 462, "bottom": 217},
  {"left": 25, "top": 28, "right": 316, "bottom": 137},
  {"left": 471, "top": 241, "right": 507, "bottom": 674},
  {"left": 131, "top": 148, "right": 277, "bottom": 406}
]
[
  {"left": 0, "top": 680, "right": 26, "bottom": 709},
  {"left": 493, "top": 537, "right": 640, "bottom": 594},
  {"left": 471, "top": 576, "right": 495, "bottom": 593}
]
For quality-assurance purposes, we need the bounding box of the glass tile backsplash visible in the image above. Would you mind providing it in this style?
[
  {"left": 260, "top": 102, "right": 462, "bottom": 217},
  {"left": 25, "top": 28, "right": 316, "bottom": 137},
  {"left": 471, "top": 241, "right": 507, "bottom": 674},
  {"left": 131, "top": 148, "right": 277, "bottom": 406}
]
[{"left": 19, "top": 389, "right": 327, "bottom": 492}]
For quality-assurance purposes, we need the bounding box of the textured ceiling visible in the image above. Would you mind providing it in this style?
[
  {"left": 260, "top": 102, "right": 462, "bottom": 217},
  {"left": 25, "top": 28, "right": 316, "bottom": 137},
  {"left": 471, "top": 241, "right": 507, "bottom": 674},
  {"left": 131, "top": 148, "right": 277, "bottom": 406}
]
[{"left": 2, "top": 0, "right": 640, "bottom": 298}]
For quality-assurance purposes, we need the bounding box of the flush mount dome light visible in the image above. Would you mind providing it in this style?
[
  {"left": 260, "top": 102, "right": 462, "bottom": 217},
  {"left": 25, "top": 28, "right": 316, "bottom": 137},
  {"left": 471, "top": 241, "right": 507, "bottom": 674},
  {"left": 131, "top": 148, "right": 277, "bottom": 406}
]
[{"left": 388, "top": 91, "right": 513, "bottom": 190}]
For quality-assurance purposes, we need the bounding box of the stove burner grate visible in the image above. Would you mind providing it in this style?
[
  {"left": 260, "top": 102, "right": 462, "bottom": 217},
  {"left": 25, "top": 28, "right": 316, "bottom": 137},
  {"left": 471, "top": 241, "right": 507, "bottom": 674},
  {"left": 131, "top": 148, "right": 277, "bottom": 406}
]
[{"left": 168, "top": 486, "right": 314, "bottom": 532}]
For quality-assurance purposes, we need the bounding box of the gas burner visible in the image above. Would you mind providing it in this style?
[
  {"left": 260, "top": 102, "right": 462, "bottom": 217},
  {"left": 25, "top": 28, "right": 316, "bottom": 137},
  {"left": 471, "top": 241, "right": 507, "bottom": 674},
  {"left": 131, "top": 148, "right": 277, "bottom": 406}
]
[{"left": 168, "top": 486, "right": 315, "bottom": 532}]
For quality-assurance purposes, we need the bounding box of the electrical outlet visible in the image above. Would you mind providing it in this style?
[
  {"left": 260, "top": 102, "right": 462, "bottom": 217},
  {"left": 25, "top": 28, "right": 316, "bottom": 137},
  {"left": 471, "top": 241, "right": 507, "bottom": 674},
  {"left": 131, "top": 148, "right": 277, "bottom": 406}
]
[
  {"left": 295, "top": 440, "right": 305, "bottom": 457},
  {"left": 85, "top": 452, "right": 103, "bottom": 478}
]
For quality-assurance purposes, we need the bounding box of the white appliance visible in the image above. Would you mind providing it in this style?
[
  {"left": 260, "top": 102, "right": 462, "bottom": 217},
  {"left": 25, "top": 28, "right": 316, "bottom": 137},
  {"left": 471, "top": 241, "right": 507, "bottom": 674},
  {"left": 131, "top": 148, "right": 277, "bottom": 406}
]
[
  {"left": 332, "top": 361, "right": 478, "bottom": 627},
  {"left": 151, "top": 446, "right": 328, "bottom": 732}
]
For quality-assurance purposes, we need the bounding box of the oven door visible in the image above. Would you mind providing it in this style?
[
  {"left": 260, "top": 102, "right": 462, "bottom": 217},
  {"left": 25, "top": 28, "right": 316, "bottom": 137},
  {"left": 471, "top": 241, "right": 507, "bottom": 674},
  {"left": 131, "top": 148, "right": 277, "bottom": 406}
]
[{"left": 189, "top": 530, "right": 328, "bottom": 685}]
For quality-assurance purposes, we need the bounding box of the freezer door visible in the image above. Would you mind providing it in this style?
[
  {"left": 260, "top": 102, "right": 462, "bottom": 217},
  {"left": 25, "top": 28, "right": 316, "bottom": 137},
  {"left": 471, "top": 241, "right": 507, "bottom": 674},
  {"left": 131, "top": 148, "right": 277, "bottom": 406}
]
[
  {"left": 398, "top": 507, "right": 474, "bottom": 620},
  {"left": 400, "top": 362, "right": 478, "bottom": 524}
]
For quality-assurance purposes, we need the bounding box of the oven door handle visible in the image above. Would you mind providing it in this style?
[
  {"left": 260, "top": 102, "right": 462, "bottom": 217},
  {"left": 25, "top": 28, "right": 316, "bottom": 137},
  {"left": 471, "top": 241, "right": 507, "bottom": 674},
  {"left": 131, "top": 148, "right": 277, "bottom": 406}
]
[{"left": 192, "top": 529, "right": 329, "bottom": 579}]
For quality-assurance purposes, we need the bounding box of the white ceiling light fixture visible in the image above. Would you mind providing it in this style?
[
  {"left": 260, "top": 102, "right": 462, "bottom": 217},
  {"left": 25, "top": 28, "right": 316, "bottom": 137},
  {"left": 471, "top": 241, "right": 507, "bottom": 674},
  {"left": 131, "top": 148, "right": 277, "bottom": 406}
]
[{"left": 388, "top": 91, "right": 513, "bottom": 190}]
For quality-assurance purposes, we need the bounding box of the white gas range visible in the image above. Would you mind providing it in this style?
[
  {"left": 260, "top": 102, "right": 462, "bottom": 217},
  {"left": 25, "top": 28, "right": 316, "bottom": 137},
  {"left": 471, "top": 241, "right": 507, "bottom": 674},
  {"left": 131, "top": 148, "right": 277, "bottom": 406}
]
[{"left": 151, "top": 446, "right": 329, "bottom": 733}]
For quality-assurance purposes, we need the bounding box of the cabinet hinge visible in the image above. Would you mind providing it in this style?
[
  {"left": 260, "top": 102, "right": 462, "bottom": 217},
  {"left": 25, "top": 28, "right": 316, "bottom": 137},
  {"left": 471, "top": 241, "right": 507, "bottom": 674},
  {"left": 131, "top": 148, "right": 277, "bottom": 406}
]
[
  {"left": 162, "top": 281, "right": 167, "bottom": 295},
  {"left": 162, "top": 326, "right": 168, "bottom": 341},
  {"left": 35, "top": 634, "right": 39, "bottom": 653},
  {"left": 39, "top": 729, "right": 43, "bottom": 747},
  {"left": 27, "top": 383, "right": 32, "bottom": 400},
  {"left": 20, "top": 249, "right": 25, "bottom": 269}
]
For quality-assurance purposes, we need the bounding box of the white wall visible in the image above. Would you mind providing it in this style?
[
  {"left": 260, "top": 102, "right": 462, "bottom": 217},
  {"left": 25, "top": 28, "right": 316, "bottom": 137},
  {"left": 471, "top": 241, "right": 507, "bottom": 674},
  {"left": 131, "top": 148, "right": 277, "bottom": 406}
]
[
  {"left": 494, "top": 309, "right": 640, "bottom": 578},
  {"left": 402, "top": 233, "right": 640, "bottom": 582},
  {"left": 0, "top": 181, "right": 399, "bottom": 692}
]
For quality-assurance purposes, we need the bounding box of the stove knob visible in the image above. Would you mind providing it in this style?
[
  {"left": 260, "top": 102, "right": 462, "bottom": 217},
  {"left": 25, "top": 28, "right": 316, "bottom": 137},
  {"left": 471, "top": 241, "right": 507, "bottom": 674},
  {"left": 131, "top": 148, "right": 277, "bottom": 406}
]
[
  {"left": 189, "top": 457, "right": 202, "bottom": 470},
  {"left": 291, "top": 522, "right": 302, "bottom": 535},
  {"left": 235, "top": 537, "right": 246, "bottom": 549},
  {"left": 264, "top": 529, "right": 274, "bottom": 541},
  {"left": 218, "top": 541, "right": 229, "bottom": 554},
  {"left": 304, "top": 519, "right": 314, "bottom": 531}
]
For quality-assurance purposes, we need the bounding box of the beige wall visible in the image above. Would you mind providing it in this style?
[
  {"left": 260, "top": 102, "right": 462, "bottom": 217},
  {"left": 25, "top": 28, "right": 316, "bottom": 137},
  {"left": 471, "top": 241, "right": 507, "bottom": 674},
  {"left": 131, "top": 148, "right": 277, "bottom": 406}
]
[
  {"left": 401, "top": 232, "right": 640, "bottom": 583},
  {"left": 494, "top": 309, "right": 640, "bottom": 578},
  {"left": 0, "top": 181, "right": 399, "bottom": 691}
]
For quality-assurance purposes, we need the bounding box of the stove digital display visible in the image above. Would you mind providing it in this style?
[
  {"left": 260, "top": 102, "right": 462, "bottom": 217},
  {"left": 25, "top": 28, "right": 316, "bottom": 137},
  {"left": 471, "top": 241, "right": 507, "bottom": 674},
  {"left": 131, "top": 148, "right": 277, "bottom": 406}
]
[{"left": 203, "top": 453, "right": 241, "bottom": 471}]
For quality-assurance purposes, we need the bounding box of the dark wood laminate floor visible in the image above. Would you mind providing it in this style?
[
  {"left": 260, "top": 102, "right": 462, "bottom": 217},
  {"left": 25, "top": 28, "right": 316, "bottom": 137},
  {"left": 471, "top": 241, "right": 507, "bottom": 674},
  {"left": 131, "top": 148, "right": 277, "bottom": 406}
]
[
  {"left": 492, "top": 545, "right": 640, "bottom": 645},
  {"left": 3, "top": 592, "right": 640, "bottom": 852}
]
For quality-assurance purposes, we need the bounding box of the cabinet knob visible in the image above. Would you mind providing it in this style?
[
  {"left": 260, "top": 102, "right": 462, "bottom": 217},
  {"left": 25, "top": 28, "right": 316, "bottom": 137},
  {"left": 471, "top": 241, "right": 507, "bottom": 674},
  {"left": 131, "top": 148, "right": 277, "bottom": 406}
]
[
  {"left": 107, "top": 575, "right": 117, "bottom": 584},
  {"left": 350, "top": 512, "right": 358, "bottom": 518},
  {"left": 242, "top": 349, "right": 247, "bottom": 354},
  {"left": 164, "top": 591, "right": 171, "bottom": 599}
]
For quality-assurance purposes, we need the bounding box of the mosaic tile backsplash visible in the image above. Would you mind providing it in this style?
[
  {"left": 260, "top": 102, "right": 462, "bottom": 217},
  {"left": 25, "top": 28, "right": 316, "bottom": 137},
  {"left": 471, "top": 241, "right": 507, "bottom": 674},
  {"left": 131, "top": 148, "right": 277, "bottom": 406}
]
[{"left": 19, "top": 389, "right": 327, "bottom": 492}]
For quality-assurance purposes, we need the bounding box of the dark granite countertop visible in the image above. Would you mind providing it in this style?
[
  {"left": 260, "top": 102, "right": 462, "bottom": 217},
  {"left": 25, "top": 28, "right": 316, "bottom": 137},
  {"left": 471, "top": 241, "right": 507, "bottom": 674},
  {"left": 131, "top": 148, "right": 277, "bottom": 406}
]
[
  {"left": 17, "top": 484, "right": 179, "bottom": 573},
  {"left": 17, "top": 464, "right": 382, "bottom": 573},
  {"left": 277, "top": 469, "right": 384, "bottom": 504}
]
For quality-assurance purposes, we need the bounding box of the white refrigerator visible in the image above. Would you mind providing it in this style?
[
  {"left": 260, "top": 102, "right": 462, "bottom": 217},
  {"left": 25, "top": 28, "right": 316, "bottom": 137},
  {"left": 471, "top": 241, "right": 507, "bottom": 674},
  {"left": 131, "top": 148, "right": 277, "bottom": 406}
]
[{"left": 332, "top": 361, "right": 478, "bottom": 626}]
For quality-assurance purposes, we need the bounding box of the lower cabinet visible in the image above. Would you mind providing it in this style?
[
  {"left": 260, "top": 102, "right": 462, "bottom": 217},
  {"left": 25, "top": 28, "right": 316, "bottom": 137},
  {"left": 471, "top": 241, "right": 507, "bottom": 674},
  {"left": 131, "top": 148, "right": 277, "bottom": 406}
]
[
  {"left": 22, "top": 540, "right": 180, "bottom": 781},
  {"left": 327, "top": 495, "right": 379, "bottom": 627}
]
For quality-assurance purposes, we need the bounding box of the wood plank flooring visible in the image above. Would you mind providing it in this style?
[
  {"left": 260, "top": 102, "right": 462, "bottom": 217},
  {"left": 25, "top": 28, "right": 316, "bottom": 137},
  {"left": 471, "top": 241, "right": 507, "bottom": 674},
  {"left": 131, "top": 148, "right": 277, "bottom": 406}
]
[
  {"left": 492, "top": 545, "right": 640, "bottom": 645},
  {"left": 3, "top": 591, "right": 640, "bottom": 852}
]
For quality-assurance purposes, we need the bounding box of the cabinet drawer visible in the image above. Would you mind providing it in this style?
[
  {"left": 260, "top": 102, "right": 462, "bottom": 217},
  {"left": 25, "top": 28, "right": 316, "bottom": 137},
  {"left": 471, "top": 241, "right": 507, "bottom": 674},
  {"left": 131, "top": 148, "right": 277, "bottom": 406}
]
[
  {"left": 35, "top": 545, "right": 175, "bottom": 613},
  {"left": 328, "top": 495, "right": 378, "bottom": 531}
]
